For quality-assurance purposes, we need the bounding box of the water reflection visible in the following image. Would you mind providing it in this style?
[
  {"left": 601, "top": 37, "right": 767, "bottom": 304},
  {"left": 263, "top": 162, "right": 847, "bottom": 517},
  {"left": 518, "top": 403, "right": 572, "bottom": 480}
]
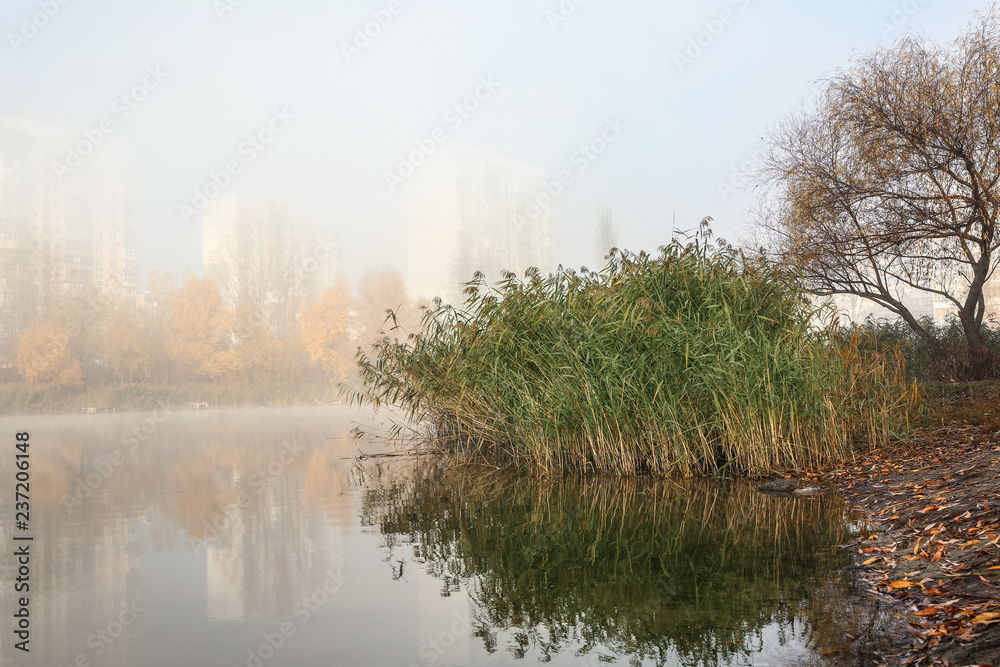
[
  {"left": 356, "top": 461, "right": 876, "bottom": 666},
  {"left": 0, "top": 408, "right": 354, "bottom": 667},
  {"left": 0, "top": 407, "right": 894, "bottom": 666}
]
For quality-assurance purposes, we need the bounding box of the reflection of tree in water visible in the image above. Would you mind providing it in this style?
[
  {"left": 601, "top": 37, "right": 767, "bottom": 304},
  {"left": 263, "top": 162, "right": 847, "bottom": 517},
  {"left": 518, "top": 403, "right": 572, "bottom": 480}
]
[{"left": 355, "top": 462, "right": 859, "bottom": 666}]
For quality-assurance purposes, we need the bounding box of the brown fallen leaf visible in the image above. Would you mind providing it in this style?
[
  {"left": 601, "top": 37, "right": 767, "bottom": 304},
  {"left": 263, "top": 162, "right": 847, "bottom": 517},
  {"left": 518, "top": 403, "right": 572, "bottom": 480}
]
[
  {"left": 970, "top": 611, "right": 1000, "bottom": 624},
  {"left": 920, "top": 505, "right": 939, "bottom": 513},
  {"left": 915, "top": 608, "right": 938, "bottom": 617},
  {"left": 862, "top": 557, "right": 879, "bottom": 565},
  {"left": 888, "top": 580, "right": 918, "bottom": 589},
  {"left": 961, "top": 539, "right": 982, "bottom": 549}
]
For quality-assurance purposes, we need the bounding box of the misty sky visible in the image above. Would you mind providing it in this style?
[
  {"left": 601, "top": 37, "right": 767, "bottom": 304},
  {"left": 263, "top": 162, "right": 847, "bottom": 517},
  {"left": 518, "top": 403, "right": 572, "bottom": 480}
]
[{"left": 0, "top": 0, "right": 989, "bottom": 285}]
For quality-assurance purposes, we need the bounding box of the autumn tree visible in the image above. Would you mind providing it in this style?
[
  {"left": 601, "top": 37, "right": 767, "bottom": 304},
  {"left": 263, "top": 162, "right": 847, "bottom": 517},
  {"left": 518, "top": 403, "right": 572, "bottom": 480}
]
[
  {"left": 227, "top": 302, "right": 282, "bottom": 383},
  {"left": 140, "top": 270, "right": 178, "bottom": 383},
  {"left": 165, "top": 273, "right": 231, "bottom": 380},
  {"left": 300, "top": 279, "right": 353, "bottom": 383},
  {"left": 754, "top": 8, "right": 1000, "bottom": 376},
  {"left": 49, "top": 287, "right": 114, "bottom": 382},
  {"left": 146, "top": 270, "right": 178, "bottom": 305},
  {"left": 103, "top": 308, "right": 156, "bottom": 383},
  {"left": 14, "top": 319, "right": 84, "bottom": 387}
]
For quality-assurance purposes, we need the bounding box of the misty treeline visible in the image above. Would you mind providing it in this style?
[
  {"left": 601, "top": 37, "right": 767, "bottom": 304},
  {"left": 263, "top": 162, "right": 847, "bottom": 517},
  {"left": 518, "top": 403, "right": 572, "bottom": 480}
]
[{"left": 5, "top": 266, "right": 420, "bottom": 391}]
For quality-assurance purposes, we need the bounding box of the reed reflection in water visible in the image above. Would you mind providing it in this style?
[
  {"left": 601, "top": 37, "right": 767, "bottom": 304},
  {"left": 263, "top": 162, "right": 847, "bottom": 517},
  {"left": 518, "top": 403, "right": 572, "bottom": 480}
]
[{"left": 356, "top": 461, "right": 896, "bottom": 666}]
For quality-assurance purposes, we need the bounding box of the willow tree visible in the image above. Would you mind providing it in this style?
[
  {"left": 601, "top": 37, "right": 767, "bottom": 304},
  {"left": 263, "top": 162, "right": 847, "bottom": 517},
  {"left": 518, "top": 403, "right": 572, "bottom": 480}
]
[{"left": 755, "top": 8, "right": 1000, "bottom": 375}]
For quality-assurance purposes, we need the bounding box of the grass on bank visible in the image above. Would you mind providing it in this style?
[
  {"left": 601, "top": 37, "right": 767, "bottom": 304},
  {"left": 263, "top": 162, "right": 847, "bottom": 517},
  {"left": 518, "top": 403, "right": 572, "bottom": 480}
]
[
  {"left": 348, "top": 234, "right": 920, "bottom": 476},
  {"left": 844, "top": 316, "right": 1000, "bottom": 383}
]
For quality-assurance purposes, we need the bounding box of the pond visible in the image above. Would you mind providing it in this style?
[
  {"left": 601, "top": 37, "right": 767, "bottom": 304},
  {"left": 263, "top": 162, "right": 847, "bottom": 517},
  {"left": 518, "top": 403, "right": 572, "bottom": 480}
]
[{"left": 0, "top": 406, "right": 893, "bottom": 666}]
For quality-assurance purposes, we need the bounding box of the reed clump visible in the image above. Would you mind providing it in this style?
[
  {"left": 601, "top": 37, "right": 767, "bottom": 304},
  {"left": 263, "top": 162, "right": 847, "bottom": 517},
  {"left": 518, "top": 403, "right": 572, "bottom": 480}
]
[{"left": 349, "top": 233, "right": 919, "bottom": 476}]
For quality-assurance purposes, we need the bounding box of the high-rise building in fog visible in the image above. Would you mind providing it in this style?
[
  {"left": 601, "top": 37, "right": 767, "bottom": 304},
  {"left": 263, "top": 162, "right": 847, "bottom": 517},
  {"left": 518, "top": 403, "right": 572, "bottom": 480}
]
[
  {"left": 0, "top": 115, "right": 137, "bottom": 350},
  {"left": 406, "top": 143, "right": 554, "bottom": 303}
]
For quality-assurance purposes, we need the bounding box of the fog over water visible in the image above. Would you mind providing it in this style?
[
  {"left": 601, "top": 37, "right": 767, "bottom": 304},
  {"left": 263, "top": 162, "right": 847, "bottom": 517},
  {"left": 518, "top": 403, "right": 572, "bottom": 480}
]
[{"left": 0, "top": 0, "right": 987, "bottom": 283}]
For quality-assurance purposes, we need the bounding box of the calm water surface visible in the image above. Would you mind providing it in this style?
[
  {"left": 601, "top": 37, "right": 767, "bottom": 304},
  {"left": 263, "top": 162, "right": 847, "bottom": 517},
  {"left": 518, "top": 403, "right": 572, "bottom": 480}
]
[{"left": 0, "top": 406, "right": 887, "bottom": 666}]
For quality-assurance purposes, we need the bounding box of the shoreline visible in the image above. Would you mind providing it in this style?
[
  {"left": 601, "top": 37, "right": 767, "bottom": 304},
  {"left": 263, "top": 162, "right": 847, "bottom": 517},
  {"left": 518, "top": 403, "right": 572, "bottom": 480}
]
[
  {"left": 816, "top": 424, "right": 1000, "bottom": 665},
  {"left": 0, "top": 383, "right": 337, "bottom": 416}
]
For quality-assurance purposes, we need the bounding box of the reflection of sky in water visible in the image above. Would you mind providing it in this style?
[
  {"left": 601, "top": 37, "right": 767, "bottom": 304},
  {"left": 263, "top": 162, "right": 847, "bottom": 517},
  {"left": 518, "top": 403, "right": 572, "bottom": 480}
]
[{"left": 0, "top": 407, "right": 872, "bottom": 666}]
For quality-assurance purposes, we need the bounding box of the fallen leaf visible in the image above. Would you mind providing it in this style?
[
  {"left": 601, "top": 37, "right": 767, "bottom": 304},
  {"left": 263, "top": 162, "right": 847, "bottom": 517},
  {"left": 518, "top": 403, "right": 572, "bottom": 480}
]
[
  {"left": 863, "top": 557, "right": 879, "bottom": 565},
  {"left": 970, "top": 611, "right": 1000, "bottom": 624},
  {"left": 915, "top": 608, "right": 938, "bottom": 617},
  {"left": 961, "top": 539, "right": 981, "bottom": 549},
  {"left": 888, "top": 580, "right": 918, "bottom": 589},
  {"left": 920, "top": 505, "right": 939, "bottom": 513}
]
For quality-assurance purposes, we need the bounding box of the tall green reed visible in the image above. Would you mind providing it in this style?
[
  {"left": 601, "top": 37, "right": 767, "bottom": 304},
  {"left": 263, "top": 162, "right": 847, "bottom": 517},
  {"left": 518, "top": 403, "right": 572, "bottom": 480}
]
[{"left": 347, "top": 232, "right": 918, "bottom": 476}]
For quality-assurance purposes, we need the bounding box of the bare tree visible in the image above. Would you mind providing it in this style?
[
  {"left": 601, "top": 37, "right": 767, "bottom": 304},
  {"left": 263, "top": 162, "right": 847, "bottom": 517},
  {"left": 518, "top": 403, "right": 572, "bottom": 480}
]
[
  {"left": 209, "top": 201, "right": 309, "bottom": 338},
  {"left": 754, "top": 7, "right": 1000, "bottom": 374}
]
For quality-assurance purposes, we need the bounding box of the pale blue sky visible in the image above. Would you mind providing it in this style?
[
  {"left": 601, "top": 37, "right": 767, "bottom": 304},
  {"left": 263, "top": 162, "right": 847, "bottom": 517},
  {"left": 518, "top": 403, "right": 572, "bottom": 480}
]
[{"left": 0, "top": 0, "right": 989, "bottom": 282}]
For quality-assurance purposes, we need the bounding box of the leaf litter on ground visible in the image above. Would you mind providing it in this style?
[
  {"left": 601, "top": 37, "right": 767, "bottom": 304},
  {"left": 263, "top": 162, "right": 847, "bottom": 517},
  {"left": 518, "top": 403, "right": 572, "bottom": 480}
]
[{"left": 806, "top": 421, "right": 1000, "bottom": 666}]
